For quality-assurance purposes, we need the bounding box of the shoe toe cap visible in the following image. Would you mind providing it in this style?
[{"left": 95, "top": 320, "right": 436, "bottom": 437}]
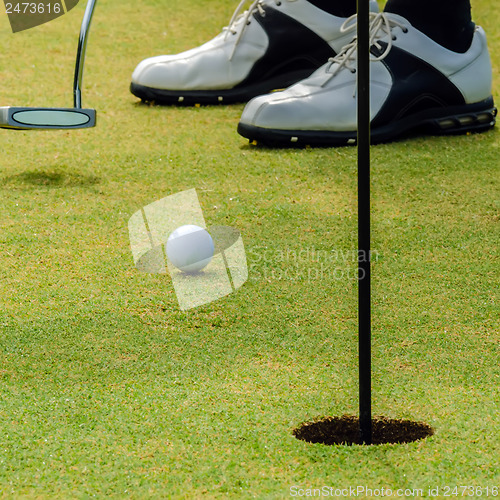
[
  {"left": 240, "top": 95, "right": 273, "bottom": 126},
  {"left": 240, "top": 91, "right": 324, "bottom": 130},
  {"left": 240, "top": 85, "right": 360, "bottom": 131},
  {"left": 131, "top": 55, "right": 186, "bottom": 88}
]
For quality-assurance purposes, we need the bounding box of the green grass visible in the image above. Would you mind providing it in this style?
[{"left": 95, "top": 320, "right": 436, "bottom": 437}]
[{"left": 0, "top": 0, "right": 499, "bottom": 497}]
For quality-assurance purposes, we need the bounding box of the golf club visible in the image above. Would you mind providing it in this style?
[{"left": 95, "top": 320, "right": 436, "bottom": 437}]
[{"left": 0, "top": 0, "right": 97, "bottom": 130}]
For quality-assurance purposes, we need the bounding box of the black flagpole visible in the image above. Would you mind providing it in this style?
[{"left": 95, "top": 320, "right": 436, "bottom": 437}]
[{"left": 357, "top": 0, "right": 372, "bottom": 445}]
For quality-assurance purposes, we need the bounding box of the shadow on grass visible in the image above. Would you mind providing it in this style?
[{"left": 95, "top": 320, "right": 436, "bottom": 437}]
[
  {"left": 293, "top": 415, "right": 434, "bottom": 446},
  {"left": 2, "top": 169, "right": 100, "bottom": 188}
]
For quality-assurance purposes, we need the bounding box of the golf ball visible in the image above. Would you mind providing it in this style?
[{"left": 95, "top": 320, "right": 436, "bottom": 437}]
[{"left": 166, "top": 224, "right": 214, "bottom": 273}]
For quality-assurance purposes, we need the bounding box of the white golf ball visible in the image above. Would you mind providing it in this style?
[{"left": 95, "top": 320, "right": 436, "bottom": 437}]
[{"left": 166, "top": 224, "right": 214, "bottom": 273}]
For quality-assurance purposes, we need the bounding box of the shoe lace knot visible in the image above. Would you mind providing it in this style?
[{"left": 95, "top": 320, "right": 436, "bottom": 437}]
[
  {"left": 223, "top": 0, "right": 287, "bottom": 60},
  {"left": 325, "top": 12, "right": 408, "bottom": 81}
]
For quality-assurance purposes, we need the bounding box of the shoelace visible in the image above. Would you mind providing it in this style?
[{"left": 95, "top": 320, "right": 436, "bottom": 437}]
[
  {"left": 223, "top": 0, "right": 287, "bottom": 60},
  {"left": 323, "top": 12, "right": 408, "bottom": 85}
]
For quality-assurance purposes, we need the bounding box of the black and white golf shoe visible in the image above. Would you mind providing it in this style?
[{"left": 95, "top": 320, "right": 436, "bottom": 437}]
[
  {"left": 237, "top": 12, "right": 497, "bottom": 146},
  {"left": 130, "top": 0, "right": 379, "bottom": 105}
]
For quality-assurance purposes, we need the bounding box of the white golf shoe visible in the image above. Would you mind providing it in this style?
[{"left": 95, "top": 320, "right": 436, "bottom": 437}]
[
  {"left": 238, "top": 12, "right": 497, "bottom": 146},
  {"left": 131, "top": 0, "right": 379, "bottom": 105}
]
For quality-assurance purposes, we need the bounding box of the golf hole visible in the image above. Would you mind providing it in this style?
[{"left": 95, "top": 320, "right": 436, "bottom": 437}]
[{"left": 293, "top": 415, "right": 434, "bottom": 446}]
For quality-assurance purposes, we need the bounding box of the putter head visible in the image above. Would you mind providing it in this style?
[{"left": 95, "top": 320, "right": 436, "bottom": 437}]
[{"left": 0, "top": 107, "right": 96, "bottom": 130}]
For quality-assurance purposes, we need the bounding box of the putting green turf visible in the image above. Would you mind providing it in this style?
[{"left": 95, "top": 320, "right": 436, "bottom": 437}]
[{"left": 0, "top": 0, "right": 499, "bottom": 497}]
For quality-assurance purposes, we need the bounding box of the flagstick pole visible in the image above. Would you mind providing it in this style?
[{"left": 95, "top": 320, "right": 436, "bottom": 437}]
[{"left": 357, "top": 0, "right": 372, "bottom": 445}]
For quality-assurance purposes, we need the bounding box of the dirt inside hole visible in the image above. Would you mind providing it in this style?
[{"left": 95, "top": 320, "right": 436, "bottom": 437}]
[{"left": 293, "top": 415, "right": 434, "bottom": 446}]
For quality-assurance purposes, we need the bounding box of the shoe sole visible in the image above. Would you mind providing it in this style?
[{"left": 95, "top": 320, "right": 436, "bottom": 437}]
[
  {"left": 237, "top": 98, "right": 497, "bottom": 147},
  {"left": 130, "top": 70, "right": 314, "bottom": 106}
]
